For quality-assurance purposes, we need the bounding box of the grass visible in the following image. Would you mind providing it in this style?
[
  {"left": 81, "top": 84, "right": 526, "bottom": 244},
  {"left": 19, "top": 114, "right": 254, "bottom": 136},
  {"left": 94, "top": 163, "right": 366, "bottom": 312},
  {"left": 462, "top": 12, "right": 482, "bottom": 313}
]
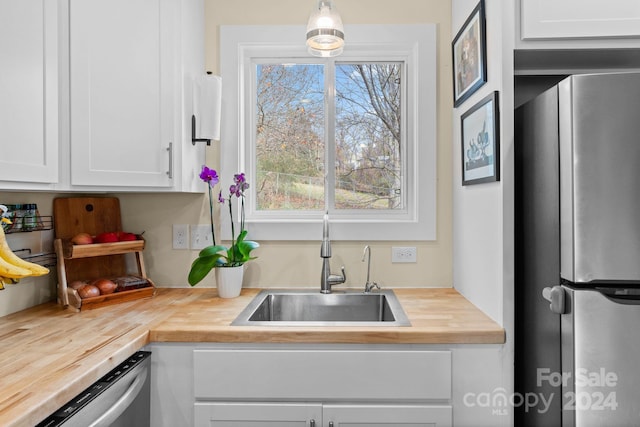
[{"left": 258, "top": 181, "right": 393, "bottom": 210}]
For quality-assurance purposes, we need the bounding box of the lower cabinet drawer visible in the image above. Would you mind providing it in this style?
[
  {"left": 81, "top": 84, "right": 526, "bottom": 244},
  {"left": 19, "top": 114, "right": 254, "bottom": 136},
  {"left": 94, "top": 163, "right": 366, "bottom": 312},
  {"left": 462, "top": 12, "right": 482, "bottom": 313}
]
[
  {"left": 194, "top": 402, "right": 453, "bottom": 427},
  {"left": 323, "top": 404, "right": 452, "bottom": 426},
  {"left": 194, "top": 402, "right": 322, "bottom": 427},
  {"left": 193, "top": 349, "right": 451, "bottom": 401}
]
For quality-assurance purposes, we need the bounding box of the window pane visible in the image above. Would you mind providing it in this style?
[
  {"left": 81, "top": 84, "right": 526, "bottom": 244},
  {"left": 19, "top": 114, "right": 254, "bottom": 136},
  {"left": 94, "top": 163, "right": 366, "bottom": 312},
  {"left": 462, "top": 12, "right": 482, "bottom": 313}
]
[
  {"left": 335, "top": 63, "right": 403, "bottom": 210},
  {"left": 255, "top": 64, "right": 325, "bottom": 211}
]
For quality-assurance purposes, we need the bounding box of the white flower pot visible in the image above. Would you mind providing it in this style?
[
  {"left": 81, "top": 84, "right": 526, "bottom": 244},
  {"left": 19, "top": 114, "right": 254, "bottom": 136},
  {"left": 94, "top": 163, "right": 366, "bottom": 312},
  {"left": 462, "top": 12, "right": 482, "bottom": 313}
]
[{"left": 215, "top": 265, "right": 244, "bottom": 298}]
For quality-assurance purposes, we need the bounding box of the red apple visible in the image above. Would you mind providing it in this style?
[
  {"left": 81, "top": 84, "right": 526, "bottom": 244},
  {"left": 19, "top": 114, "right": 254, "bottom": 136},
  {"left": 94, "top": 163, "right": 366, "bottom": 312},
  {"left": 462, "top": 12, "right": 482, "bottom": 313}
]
[
  {"left": 94, "top": 232, "right": 119, "bottom": 243},
  {"left": 117, "top": 231, "right": 138, "bottom": 241}
]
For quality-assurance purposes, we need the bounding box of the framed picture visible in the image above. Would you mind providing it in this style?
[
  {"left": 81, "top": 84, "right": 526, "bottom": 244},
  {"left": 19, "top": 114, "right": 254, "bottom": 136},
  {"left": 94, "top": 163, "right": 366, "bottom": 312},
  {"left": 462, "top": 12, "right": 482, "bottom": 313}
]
[
  {"left": 452, "top": 0, "right": 487, "bottom": 107},
  {"left": 461, "top": 91, "right": 499, "bottom": 186}
]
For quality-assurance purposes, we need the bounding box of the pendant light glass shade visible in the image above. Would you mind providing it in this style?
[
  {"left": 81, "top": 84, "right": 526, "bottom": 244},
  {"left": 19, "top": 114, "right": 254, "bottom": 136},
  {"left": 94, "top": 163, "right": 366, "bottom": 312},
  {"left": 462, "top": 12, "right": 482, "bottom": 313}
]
[{"left": 306, "top": 0, "right": 344, "bottom": 57}]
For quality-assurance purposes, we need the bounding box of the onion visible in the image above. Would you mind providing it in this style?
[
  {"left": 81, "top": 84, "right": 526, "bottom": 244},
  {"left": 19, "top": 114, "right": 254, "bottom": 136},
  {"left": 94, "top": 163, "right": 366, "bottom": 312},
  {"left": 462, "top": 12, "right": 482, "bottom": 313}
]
[
  {"left": 78, "top": 284, "right": 100, "bottom": 299},
  {"left": 71, "top": 232, "right": 93, "bottom": 245},
  {"left": 91, "top": 278, "right": 117, "bottom": 295},
  {"left": 68, "top": 280, "right": 87, "bottom": 290}
]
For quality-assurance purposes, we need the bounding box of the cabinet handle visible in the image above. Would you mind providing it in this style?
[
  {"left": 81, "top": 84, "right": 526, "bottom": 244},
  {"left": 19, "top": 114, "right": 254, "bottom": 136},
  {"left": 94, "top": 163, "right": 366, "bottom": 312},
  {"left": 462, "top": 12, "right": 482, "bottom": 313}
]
[
  {"left": 166, "top": 142, "right": 173, "bottom": 179},
  {"left": 310, "top": 420, "right": 315, "bottom": 427}
]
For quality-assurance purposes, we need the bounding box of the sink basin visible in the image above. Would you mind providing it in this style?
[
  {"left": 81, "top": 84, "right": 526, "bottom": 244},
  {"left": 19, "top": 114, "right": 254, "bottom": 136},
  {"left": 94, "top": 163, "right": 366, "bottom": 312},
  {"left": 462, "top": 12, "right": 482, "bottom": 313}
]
[{"left": 231, "top": 289, "right": 411, "bottom": 326}]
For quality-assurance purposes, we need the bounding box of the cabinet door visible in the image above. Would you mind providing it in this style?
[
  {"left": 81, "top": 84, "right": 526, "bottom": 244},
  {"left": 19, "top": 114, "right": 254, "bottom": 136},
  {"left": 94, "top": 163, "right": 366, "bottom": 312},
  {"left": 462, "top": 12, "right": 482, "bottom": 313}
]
[
  {"left": 0, "top": 0, "right": 59, "bottom": 185},
  {"left": 69, "top": 0, "right": 175, "bottom": 188},
  {"left": 521, "top": 0, "right": 640, "bottom": 40},
  {"left": 323, "top": 404, "right": 452, "bottom": 427},
  {"left": 194, "top": 402, "right": 322, "bottom": 427},
  {"left": 148, "top": 343, "right": 195, "bottom": 427}
]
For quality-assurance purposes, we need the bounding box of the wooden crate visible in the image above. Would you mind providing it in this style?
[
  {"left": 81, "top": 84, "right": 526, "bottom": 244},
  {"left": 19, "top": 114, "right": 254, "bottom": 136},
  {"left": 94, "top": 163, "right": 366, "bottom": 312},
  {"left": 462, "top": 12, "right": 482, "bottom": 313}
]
[
  {"left": 53, "top": 197, "right": 155, "bottom": 310},
  {"left": 54, "top": 238, "right": 155, "bottom": 310}
]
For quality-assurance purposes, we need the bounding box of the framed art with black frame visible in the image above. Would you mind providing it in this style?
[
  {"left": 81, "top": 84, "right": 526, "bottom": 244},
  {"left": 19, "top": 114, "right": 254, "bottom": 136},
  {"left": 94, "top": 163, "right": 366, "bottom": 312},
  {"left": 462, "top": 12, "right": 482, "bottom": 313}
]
[
  {"left": 452, "top": 0, "right": 487, "bottom": 108},
  {"left": 461, "top": 91, "right": 499, "bottom": 186}
]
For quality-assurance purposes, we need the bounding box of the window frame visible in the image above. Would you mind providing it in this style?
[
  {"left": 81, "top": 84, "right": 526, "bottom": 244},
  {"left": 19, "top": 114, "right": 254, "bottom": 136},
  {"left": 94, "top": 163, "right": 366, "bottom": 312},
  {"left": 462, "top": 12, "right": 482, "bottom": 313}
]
[{"left": 220, "top": 25, "right": 436, "bottom": 241}]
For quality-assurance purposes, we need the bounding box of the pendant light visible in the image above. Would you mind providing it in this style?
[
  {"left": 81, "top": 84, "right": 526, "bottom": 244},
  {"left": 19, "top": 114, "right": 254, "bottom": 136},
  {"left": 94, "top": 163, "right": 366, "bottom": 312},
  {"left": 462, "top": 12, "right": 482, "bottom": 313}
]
[{"left": 306, "top": 0, "right": 344, "bottom": 57}]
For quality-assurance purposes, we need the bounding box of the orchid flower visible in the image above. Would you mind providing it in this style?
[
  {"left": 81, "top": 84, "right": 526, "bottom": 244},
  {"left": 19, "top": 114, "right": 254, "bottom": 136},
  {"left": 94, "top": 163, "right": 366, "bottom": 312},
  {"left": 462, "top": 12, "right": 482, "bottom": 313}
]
[{"left": 188, "top": 165, "right": 259, "bottom": 286}]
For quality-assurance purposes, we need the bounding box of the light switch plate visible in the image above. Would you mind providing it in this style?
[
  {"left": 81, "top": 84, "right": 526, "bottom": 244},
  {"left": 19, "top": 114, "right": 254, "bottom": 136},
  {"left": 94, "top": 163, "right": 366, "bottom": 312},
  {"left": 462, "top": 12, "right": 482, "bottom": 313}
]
[{"left": 191, "top": 224, "right": 213, "bottom": 250}]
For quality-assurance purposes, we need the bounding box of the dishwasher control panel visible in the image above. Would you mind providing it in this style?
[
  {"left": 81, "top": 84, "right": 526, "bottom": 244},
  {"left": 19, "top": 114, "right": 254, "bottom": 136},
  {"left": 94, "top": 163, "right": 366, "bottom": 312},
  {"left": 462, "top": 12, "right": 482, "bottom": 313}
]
[{"left": 36, "top": 351, "right": 151, "bottom": 427}]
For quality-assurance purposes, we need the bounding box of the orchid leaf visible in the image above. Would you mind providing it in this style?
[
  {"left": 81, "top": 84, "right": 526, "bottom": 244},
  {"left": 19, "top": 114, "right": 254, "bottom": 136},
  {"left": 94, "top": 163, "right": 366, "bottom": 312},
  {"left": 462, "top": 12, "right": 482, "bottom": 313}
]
[
  {"left": 199, "top": 244, "right": 229, "bottom": 257},
  {"left": 237, "top": 240, "right": 259, "bottom": 260},
  {"left": 188, "top": 254, "right": 223, "bottom": 286}
]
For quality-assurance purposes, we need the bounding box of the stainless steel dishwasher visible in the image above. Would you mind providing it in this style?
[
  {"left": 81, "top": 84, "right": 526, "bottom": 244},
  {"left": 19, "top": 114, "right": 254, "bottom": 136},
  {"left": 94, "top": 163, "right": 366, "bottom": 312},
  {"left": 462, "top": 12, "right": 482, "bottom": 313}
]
[{"left": 36, "top": 351, "right": 151, "bottom": 427}]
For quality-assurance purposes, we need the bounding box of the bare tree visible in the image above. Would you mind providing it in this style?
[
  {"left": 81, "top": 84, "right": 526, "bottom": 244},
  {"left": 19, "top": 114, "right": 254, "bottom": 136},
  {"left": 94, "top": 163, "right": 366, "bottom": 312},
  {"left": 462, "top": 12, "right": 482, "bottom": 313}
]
[
  {"left": 256, "top": 64, "right": 325, "bottom": 209},
  {"left": 336, "top": 63, "right": 402, "bottom": 209},
  {"left": 255, "top": 62, "right": 403, "bottom": 210}
]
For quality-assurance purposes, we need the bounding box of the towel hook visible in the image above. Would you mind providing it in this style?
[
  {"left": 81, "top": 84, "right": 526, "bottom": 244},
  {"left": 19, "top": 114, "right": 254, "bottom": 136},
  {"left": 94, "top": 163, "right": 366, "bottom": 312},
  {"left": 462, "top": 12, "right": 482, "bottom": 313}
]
[{"left": 191, "top": 115, "right": 211, "bottom": 146}]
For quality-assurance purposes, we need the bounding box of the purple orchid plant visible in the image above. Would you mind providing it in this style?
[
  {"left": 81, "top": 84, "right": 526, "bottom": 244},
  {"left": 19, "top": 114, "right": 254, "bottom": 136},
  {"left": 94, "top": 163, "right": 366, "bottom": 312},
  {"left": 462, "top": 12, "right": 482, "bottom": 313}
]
[{"left": 188, "top": 166, "right": 259, "bottom": 286}]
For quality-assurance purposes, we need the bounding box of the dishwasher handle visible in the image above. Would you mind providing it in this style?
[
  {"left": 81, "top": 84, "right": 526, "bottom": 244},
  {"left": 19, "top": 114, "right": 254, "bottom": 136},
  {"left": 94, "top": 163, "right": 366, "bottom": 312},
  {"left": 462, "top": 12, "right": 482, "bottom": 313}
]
[
  {"left": 542, "top": 285, "right": 566, "bottom": 314},
  {"left": 88, "top": 365, "right": 148, "bottom": 427}
]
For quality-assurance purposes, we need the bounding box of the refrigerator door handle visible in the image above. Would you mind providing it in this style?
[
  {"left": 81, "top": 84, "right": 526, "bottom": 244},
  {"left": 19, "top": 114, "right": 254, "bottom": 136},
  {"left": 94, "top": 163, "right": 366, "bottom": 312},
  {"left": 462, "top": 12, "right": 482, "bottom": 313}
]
[{"left": 542, "top": 286, "right": 566, "bottom": 314}]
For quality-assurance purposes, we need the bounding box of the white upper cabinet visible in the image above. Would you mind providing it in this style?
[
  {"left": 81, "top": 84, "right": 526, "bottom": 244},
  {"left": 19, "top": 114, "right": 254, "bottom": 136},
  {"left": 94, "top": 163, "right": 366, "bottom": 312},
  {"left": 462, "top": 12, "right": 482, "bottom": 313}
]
[
  {"left": 0, "top": 0, "right": 205, "bottom": 192},
  {"left": 69, "top": 0, "right": 175, "bottom": 188},
  {"left": 0, "top": 0, "right": 59, "bottom": 187},
  {"left": 519, "top": 0, "right": 640, "bottom": 49},
  {"left": 521, "top": 0, "right": 640, "bottom": 40}
]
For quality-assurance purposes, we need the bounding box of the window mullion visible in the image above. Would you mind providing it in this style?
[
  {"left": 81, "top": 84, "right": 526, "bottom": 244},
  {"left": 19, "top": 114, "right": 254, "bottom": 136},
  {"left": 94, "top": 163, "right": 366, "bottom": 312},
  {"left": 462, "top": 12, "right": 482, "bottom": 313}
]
[{"left": 324, "top": 59, "right": 336, "bottom": 211}]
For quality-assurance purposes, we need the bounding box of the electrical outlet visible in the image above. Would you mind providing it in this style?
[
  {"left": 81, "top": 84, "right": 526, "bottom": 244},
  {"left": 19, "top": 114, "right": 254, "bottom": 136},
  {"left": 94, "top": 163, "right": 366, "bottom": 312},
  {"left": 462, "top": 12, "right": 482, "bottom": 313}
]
[
  {"left": 392, "top": 246, "right": 417, "bottom": 263},
  {"left": 191, "top": 224, "right": 213, "bottom": 250},
  {"left": 172, "top": 224, "right": 189, "bottom": 249}
]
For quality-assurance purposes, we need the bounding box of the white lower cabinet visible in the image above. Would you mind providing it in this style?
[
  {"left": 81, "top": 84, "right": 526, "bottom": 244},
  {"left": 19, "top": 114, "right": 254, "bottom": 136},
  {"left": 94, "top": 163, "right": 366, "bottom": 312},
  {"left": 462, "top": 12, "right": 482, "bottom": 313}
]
[
  {"left": 148, "top": 343, "right": 504, "bottom": 427},
  {"left": 195, "top": 402, "right": 451, "bottom": 427},
  {"left": 193, "top": 348, "right": 452, "bottom": 427},
  {"left": 193, "top": 348, "right": 451, "bottom": 401}
]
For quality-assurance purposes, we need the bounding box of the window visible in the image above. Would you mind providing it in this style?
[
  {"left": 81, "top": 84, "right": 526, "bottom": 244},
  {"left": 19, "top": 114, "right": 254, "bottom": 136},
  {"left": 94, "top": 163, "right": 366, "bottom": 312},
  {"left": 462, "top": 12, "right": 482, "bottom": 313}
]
[
  {"left": 256, "top": 61, "right": 403, "bottom": 212},
  {"left": 220, "top": 25, "right": 436, "bottom": 241}
]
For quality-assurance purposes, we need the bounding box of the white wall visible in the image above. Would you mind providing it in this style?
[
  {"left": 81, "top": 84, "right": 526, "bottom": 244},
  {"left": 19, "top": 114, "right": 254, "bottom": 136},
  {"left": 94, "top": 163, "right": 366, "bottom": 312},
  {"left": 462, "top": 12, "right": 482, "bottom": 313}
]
[
  {"left": 451, "top": 1, "right": 514, "bottom": 425},
  {"left": 452, "top": 0, "right": 513, "bottom": 326},
  {"left": 0, "top": 1, "right": 455, "bottom": 315},
  {"left": 119, "top": 0, "right": 456, "bottom": 290},
  {"left": 0, "top": 193, "right": 59, "bottom": 316}
]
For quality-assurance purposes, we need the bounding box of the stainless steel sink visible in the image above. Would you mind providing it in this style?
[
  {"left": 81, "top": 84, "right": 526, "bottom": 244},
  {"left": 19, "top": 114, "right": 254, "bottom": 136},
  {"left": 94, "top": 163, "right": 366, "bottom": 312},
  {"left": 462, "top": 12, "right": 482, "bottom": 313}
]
[{"left": 231, "top": 289, "right": 411, "bottom": 326}]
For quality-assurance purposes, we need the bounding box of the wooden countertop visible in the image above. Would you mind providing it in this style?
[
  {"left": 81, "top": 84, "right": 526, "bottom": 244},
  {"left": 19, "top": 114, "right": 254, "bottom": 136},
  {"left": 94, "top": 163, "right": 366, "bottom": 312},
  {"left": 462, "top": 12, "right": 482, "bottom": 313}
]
[
  {"left": 150, "top": 288, "right": 505, "bottom": 344},
  {"left": 0, "top": 287, "right": 504, "bottom": 427}
]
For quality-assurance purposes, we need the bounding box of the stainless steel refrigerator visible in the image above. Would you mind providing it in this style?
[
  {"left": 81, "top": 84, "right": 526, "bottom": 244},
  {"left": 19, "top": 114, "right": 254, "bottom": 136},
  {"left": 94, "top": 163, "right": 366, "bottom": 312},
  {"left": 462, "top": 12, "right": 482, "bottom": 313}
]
[{"left": 515, "top": 72, "right": 640, "bottom": 427}]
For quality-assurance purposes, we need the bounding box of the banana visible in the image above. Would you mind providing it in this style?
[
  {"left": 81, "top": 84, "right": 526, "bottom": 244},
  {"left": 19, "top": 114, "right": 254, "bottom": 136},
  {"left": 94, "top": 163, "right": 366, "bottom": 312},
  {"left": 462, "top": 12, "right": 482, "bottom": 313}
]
[
  {"left": 0, "top": 226, "right": 49, "bottom": 276},
  {"left": 0, "top": 255, "right": 32, "bottom": 279},
  {"left": 0, "top": 276, "right": 17, "bottom": 290}
]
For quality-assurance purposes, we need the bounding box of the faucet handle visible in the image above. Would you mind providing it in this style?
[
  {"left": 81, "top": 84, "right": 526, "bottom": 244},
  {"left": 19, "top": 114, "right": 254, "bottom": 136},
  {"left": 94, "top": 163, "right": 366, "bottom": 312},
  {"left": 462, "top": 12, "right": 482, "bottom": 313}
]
[
  {"left": 365, "top": 281, "right": 380, "bottom": 293},
  {"left": 328, "top": 266, "right": 346, "bottom": 285}
]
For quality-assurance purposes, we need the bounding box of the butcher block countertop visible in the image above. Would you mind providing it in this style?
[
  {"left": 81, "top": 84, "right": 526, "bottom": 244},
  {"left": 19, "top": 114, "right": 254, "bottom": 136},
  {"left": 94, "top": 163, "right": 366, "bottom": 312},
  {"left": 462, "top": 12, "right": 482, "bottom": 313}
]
[{"left": 0, "top": 287, "right": 504, "bottom": 427}]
